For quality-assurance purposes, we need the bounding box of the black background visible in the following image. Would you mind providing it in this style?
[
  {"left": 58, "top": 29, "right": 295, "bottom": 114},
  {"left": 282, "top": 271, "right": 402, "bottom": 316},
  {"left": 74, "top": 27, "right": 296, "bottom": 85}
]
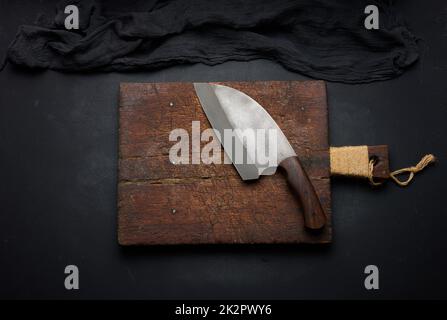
[{"left": 0, "top": 0, "right": 446, "bottom": 299}]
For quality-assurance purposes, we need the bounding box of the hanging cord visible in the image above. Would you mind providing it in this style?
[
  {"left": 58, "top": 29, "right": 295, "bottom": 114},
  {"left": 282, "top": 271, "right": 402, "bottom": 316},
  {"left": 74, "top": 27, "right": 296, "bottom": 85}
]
[
  {"left": 368, "top": 154, "right": 436, "bottom": 187},
  {"left": 330, "top": 146, "right": 436, "bottom": 187},
  {"left": 367, "top": 158, "right": 382, "bottom": 186}
]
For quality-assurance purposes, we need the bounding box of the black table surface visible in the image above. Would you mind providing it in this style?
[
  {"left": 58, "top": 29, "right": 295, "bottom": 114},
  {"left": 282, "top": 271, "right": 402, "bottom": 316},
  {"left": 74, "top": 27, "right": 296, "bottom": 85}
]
[{"left": 0, "top": 0, "right": 446, "bottom": 299}]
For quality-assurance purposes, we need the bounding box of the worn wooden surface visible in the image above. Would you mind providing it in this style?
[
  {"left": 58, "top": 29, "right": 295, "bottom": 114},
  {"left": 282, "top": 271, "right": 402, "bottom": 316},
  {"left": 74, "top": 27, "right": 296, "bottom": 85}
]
[
  {"left": 279, "top": 156, "right": 326, "bottom": 229},
  {"left": 368, "top": 145, "right": 390, "bottom": 179},
  {"left": 118, "top": 81, "right": 331, "bottom": 245}
]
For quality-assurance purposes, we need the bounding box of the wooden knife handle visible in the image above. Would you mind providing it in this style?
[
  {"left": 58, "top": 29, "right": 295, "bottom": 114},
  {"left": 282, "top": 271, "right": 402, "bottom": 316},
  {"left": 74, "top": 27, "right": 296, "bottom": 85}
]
[{"left": 279, "top": 156, "right": 326, "bottom": 230}]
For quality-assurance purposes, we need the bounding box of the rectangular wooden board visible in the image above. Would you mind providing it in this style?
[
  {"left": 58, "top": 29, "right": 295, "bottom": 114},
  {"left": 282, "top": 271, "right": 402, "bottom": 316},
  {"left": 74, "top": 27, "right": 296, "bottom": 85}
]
[{"left": 118, "top": 81, "right": 331, "bottom": 245}]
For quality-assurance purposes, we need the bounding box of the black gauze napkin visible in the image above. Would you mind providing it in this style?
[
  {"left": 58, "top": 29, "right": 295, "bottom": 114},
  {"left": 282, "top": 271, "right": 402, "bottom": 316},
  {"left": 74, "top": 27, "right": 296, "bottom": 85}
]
[{"left": 1, "top": 0, "right": 419, "bottom": 83}]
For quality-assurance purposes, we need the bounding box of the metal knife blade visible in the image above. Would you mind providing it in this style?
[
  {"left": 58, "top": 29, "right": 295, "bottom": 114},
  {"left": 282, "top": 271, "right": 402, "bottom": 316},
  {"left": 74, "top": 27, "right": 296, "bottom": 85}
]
[{"left": 194, "top": 82, "right": 296, "bottom": 180}]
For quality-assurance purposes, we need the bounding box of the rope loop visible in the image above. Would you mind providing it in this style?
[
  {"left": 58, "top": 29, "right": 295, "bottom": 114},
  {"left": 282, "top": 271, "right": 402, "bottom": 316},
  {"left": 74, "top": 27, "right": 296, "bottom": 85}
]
[
  {"left": 388, "top": 154, "right": 436, "bottom": 186},
  {"left": 369, "top": 154, "right": 435, "bottom": 187},
  {"left": 330, "top": 147, "right": 436, "bottom": 187}
]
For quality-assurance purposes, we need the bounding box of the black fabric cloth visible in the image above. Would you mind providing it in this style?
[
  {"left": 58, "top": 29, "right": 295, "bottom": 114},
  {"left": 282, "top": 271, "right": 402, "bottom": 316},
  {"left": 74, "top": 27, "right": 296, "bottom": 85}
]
[{"left": 1, "top": 0, "right": 419, "bottom": 83}]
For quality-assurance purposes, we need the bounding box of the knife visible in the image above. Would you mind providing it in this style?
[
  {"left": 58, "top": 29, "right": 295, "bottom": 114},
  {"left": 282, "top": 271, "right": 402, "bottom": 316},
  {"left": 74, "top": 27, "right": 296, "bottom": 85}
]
[{"left": 194, "top": 83, "right": 326, "bottom": 230}]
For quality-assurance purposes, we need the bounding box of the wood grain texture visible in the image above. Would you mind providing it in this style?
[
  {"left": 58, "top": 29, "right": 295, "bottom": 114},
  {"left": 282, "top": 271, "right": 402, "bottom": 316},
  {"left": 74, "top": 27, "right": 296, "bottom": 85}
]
[
  {"left": 118, "top": 81, "right": 331, "bottom": 245},
  {"left": 279, "top": 156, "right": 326, "bottom": 229}
]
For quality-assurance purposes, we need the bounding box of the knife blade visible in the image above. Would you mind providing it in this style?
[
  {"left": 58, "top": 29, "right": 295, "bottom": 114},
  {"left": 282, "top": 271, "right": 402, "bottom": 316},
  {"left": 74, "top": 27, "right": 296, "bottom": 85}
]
[{"left": 194, "top": 83, "right": 326, "bottom": 229}]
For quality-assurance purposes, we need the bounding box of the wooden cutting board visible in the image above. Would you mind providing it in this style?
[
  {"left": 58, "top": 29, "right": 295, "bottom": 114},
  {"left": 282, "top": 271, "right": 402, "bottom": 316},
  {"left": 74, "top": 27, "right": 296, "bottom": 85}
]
[{"left": 118, "top": 81, "right": 331, "bottom": 245}]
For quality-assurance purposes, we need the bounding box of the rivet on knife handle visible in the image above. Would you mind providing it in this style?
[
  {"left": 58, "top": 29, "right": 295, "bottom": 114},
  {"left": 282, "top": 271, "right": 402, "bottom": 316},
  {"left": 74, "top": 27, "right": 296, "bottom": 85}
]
[{"left": 280, "top": 156, "right": 326, "bottom": 229}]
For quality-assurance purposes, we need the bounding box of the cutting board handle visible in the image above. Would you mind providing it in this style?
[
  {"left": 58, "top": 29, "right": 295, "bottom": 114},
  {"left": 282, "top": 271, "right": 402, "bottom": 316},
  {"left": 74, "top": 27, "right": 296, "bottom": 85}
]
[{"left": 279, "top": 156, "right": 326, "bottom": 230}]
